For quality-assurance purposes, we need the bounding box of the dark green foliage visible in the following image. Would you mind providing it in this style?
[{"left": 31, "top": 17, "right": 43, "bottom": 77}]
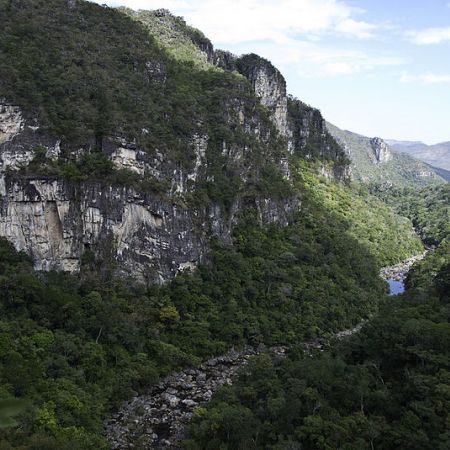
[
  {"left": 293, "top": 160, "right": 423, "bottom": 266},
  {"left": 185, "top": 263, "right": 450, "bottom": 450},
  {"left": 406, "top": 239, "right": 450, "bottom": 290},
  {"left": 0, "top": 0, "right": 294, "bottom": 210},
  {"left": 374, "top": 183, "right": 450, "bottom": 246},
  {"left": 288, "top": 97, "right": 349, "bottom": 166},
  {"left": 0, "top": 185, "right": 387, "bottom": 447}
]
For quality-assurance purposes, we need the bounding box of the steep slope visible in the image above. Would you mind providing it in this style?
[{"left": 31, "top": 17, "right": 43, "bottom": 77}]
[
  {"left": 292, "top": 163, "right": 423, "bottom": 266},
  {"left": 387, "top": 139, "right": 450, "bottom": 171},
  {"left": 327, "top": 122, "right": 445, "bottom": 188},
  {"left": 0, "top": 2, "right": 432, "bottom": 448},
  {"left": 185, "top": 259, "right": 450, "bottom": 450},
  {"left": 118, "top": 7, "right": 216, "bottom": 70},
  {"left": 0, "top": 0, "right": 350, "bottom": 282},
  {"left": 377, "top": 183, "right": 450, "bottom": 246}
]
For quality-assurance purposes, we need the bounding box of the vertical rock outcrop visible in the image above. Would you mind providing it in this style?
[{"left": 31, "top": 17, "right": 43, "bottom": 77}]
[
  {"left": 0, "top": 103, "right": 24, "bottom": 145},
  {"left": 0, "top": 5, "right": 351, "bottom": 282},
  {"left": 236, "top": 54, "right": 293, "bottom": 147},
  {"left": 0, "top": 100, "right": 294, "bottom": 282},
  {"left": 370, "top": 137, "right": 393, "bottom": 163}
]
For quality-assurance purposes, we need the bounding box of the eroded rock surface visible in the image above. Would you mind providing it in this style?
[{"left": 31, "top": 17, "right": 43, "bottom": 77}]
[
  {"left": 380, "top": 251, "right": 427, "bottom": 281},
  {"left": 370, "top": 137, "right": 393, "bottom": 164},
  {"left": 0, "top": 99, "right": 294, "bottom": 282},
  {"left": 105, "top": 346, "right": 287, "bottom": 449}
]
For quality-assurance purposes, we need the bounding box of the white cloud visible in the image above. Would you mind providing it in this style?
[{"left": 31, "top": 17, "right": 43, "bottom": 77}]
[
  {"left": 334, "top": 18, "right": 376, "bottom": 39},
  {"left": 238, "top": 38, "right": 404, "bottom": 78},
  {"left": 93, "top": 0, "right": 378, "bottom": 43},
  {"left": 405, "top": 27, "right": 450, "bottom": 44},
  {"left": 400, "top": 72, "right": 450, "bottom": 84},
  {"left": 92, "top": 0, "right": 402, "bottom": 79}
]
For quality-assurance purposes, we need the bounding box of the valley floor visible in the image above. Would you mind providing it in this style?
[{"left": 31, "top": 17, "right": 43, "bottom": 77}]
[{"left": 106, "top": 252, "right": 428, "bottom": 449}]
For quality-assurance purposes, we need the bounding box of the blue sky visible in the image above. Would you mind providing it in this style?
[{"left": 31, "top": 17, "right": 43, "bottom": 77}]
[{"left": 92, "top": 0, "right": 450, "bottom": 144}]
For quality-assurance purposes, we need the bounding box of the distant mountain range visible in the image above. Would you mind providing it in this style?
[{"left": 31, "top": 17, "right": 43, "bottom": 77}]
[
  {"left": 326, "top": 122, "right": 446, "bottom": 188},
  {"left": 386, "top": 140, "right": 450, "bottom": 172}
]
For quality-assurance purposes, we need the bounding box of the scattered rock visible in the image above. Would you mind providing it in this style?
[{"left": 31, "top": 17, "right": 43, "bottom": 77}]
[
  {"left": 105, "top": 346, "right": 284, "bottom": 449},
  {"left": 380, "top": 251, "right": 427, "bottom": 281}
]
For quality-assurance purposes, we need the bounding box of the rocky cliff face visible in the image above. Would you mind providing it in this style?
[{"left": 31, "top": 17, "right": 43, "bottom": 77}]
[
  {"left": 0, "top": 94, "right": 294, "bottom": 282},
  {"left": 370, "top": 137, "right": 393, "bottom": 163},
  {"left": 235, "top": 54, "right": 293, "bottom": 148},
  {"left": 0, "top": 1, "right": 348, "bottom": 282},
  {"left": 326, "top": 122, "right": 444, "bottom": 187}
]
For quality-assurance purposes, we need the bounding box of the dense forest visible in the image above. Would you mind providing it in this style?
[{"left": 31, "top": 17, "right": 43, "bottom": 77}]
[
  {"left": 184, "top": 259, "right": 450, "bottom": 449},
  {"left": 0, "top": 1, "right": 448, "bottom": 450},
  {"left": 0, "top": 187, "right": 389, "bottom": 448},
  {"left": 182, "top": 180, "right": 450, "bottom": 449},
  {"left": 373, "top": 183, "right": 449, "bottom": 246}
]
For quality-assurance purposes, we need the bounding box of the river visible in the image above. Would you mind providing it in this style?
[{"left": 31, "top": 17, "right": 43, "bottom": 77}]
[
  {"left": 380, "top": 251, "right": 427, "bottom": 295},
  {"left": 106, "top": 252, "right": 427, "bottom": 448}
]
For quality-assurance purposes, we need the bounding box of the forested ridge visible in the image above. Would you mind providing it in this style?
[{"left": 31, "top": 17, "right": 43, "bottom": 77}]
[
  {"left": 0, "top": 1, "right": 448, "bottom": 449},
  {"left": 0, "top": 177, "right": 392, "bottom": 448},
  {"left": 184, "top": 260, "right": 450, "bottom": 450},
  {"left": 184, "top": 181, "right": 450, "bottom": 449}
]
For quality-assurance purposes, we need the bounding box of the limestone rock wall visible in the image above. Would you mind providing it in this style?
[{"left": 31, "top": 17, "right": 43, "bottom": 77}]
[
  {"left": 236, "top": 54, "right": 293, "bottom": 148},
  {"left": 370, "top": 137, "right": 393, "bottom": 163},
  {"left": 0, "top": 99, "right": 295, "bottom": 282}
]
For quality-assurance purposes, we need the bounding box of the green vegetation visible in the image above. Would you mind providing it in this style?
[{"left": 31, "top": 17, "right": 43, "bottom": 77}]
[
  {"left": 326, "top": 122, "right": 444, "bottom": 189},
  {"left": 289, "top": 100, "right": 349, "bottom": 167},
  {"left": 185, "top": 257, "right": 450, "bottom": 450},
  {"left": 1, "top": 3, "right": 445, "bottom": 450},
  {"left": 0, "top": 0, "right": 275, "bottom": 157},
  {"left": 374, "top": 183, "right": 450, "bottom": 246},
  {"left": 0, "top": 180, "right": 390, "bottom": 448},
  {"left": 293, "top": 161, "right": 423, "bottom": 266},
  {"left": 120, "top": 7, "right": 217, "bottom": 70},
  {"left": 406, "top": 239, "right": 450, "bottom": 290},
  {"left": 0, "top": 0, "right": 292, "bottom": 211}
]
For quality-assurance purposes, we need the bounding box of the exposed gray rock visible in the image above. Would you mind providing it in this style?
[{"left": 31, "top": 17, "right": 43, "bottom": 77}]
[
  {"left": 237, "top": 55, "right": 293, "bottom": 149},
  {"left": 380, "top": 251, "right": 427, "bottom": 281},
  {"left": 106, "top": 322, "right": 365, "bottom": 449},
  {"left": 0, "top": 102, "right": 295, "bottom": 282},
  {"left": 0, "top": 103, "right": 24, "bottom": 145},
  {"left": 370, "top": 137, "right": 393, "bottom": 163},
  {"left": 105, "top": 346, "right": 287, "bottom": 449}
]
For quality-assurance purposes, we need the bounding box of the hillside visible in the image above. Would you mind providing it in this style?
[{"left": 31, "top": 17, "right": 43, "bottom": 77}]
[
  {"left": 185, "top": 257, "right": 450, "bottom": 450},
  {"left": 0, "top": 1, "right": 435, "bottom": 448},
  {"left": 387, "top": 139, "right": 450, "bottom": 171},
  {"left": 326, "top": 122, "right": 445, "bottom": 188},
  {"left": 0, "top": 0, "right": 352, "bottom": 283}
]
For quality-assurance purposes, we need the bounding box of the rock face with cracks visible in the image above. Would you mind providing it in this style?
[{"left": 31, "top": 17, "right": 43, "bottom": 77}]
[
  {"left": 0, "top": 4, "right": 348, "bottom": 283},
  {"left": 0, "top": 95, "right": 295, "bottom": 283}
]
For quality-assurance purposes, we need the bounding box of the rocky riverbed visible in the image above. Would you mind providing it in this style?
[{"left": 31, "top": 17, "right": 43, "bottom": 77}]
[
  {"left": 106, "top": 253, "right": 429, "bottom": 449},
  {"left": 380, "top": 251, "right": 427, "bottom": 281},
  {"left": 105, "top": 345, "right": 287, "bottom": 449},
  {"left": 105, "top": 321, "right": 365, "bottom": 450}
]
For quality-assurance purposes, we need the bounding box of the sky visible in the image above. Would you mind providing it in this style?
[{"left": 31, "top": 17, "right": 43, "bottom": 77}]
[{"left": 91, "top": 0, "right": 450, "bottom": 144}]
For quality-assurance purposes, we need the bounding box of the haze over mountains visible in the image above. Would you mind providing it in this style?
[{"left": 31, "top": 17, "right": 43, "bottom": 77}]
[{"left": 386, "top": 139, "right": 450, "bottom": 172}]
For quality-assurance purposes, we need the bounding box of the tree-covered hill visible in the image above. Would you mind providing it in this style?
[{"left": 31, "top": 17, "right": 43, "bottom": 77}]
[
  {"left": 185, "top": 249, "right": 450, "bottom": 450},
  {"left": 0, "top": 183, "right": 391, "bottom": 448},
  {"left": 0, "top": 1, "right": 440, "bottom": 449},
  {"left": 326, "top": 122, "right": 445, "bottom": 189},
  {"left": 374, "top": 183, "right": 450, "bottom": 247}
]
